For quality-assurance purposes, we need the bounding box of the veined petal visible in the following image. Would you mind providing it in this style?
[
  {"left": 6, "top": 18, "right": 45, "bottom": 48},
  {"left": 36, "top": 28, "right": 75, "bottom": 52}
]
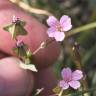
[
  {"left": 47, "top": 27, "right": 56, "bottom": 37},
  {"left": 54, "top": 32, "right": 65, "bottom": 41},
  {"left": 61, "top": 67, "right": 72, "bottom": 81},
  {"left": 60, "top": 15, "right": 69, "bottom": 24},
  {"left": 59, "top": 80, "right": 69, "bottom": 90},
  {"left": 47, "top": 16, "right": 58, "bottom": 27},
  {"left": 62, "top": 24, "right": 72, "bottom": 31},
  {"left": 69, "top": 80, "right": 80, "bottom": 89},
  {"left": 72, "top": 70, "right": 83, "bottom": 80},
  {"left": 60, "top": 15, "right": 72, "bottom": 31}
]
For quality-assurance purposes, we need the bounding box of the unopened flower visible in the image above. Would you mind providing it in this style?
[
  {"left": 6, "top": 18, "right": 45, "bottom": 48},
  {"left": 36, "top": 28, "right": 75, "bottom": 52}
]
[
  {"left": 14, "top": 39, "right": 27, "bottom": 57},
  {"left": 12, "top": 15, "right": 20, "bottom": 24},
  {"left": 46, "top": 15, "right": 72, "bottom": 41},
  {"left": 59, "top": 67, "right": 83, "bottom": 90},
  {"left": 16, "top": 40, "right": 24, "bottom": 47}
]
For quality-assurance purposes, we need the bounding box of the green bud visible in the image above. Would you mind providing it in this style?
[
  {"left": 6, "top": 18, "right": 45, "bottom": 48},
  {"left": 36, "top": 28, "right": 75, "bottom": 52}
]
[
  {"left": 26, "top": 50, "right": 32, "bottom": 58},
  {"left": 13, "top": 43, "right": 28, "bottom": 57}
]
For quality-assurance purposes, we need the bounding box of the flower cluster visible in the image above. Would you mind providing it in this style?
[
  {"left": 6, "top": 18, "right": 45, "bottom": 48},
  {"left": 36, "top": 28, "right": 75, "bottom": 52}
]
[
  {"left": 3, "top": 14, "right": 84, "bottom": 96},
  {"left": 46, "top": 15, "right": 72, "bottom": 41},
  {"left": 4, "top": 16, "right": 37, "bottom": 72}
]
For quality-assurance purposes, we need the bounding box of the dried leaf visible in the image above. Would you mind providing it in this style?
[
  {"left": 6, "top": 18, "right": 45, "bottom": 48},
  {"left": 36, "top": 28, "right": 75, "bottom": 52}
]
[
  {"left": 19, "top": 61, "right": 38, "bottom": 72},
  {"left": 34, "top": 88, "right": 44, "bottom": 96},
  {"left": 53, "top": 86, "right": 61, "bottom": 95}
]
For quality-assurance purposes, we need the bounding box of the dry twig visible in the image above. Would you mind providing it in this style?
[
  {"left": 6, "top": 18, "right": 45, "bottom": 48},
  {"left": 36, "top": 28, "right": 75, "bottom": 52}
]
[{"left": 9, "top": 0, "right": 53, "bottom": 16}]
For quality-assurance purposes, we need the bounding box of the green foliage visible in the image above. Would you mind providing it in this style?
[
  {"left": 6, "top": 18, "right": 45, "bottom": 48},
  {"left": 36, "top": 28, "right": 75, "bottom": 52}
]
[{"left": 3, "top": 21, "right": 27, "bottom": 39}]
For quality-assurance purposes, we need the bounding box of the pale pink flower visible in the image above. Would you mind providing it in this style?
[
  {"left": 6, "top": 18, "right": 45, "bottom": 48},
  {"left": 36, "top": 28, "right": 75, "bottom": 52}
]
[
  {"left": 46, "top": 15, "right": 72, "bottom": 41},
  {"left": 59, "top": 67, "right": 83, "bottom": 90}
]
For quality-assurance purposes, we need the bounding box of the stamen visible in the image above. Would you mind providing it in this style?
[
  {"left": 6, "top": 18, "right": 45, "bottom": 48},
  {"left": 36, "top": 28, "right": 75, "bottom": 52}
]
[{"left": 56, "top": 24, "right": 63, "bottom": 32}]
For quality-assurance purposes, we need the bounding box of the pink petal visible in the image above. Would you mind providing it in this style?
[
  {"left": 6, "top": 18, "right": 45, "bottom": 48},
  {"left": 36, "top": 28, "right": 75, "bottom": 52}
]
[
  {"left": 72, "top": 70, "right": 83, "bottom": 80},
  {"left": 60, "top": 15, "right": 72, "bottom": 31},
  {"left": 61, "top": 67, "right": 72, "bottom": 81},
  {"left": 59, "top": 80, "right": 69, "bottom": 90},
  {"left": 60, "top": 15, "right": 69, "bottom": 24},
  {"left": 47, "top": 27, "right": 56, "bottom": 37},
  {"left": 54, "top": 32, "right": 65, "bottom": 41},
  {"left": 62, "top": 24, "right": 72, "bottom": 31},
  {"left": 69, "top": 80, "right": 80, "bottom": 89},
  {"left": 47, "top": 16, "right": 58, "bottom": 27}
]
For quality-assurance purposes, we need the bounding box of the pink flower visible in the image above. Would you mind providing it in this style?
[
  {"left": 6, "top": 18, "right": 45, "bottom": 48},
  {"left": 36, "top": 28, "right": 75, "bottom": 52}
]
[
  {"left": 46, "top": 15, "right": 72, "bottom": 41},
  {"left": 59, "top": 68, "right": 83, "bottom": 90}
]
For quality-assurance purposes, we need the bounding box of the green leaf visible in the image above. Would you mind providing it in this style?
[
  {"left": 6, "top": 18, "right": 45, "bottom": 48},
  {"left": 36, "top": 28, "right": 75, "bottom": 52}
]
[
  {"left": 26, "top": 50, "right": 32, "bottom": 58},
  {"left": 18, "top": 47, "right": 27, "bottom": 57},
  {"left": 13, "top": 43, "right": 28, "bottom": 57},
  {"left": 20, "top": 21, "right": 26, "bottom": 26},
  {"left": 13, "top": 47, "right": 27, "bottom": 57},
  {"left": 3, "top": 24, "right": 15, "bottom": 38},
  {"left": 3, "top": 21, "right": 27, "bottom": 39},
  {"left": 13, "top": 47, "right": 19, "bottom": 55},
  {"left": 19, "top": 61, "right": 38, "bottom": 72}
]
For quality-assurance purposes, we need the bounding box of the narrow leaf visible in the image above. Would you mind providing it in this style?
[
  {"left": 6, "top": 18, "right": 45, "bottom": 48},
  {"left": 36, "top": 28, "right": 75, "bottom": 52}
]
[
  {"left": 3, "top": 21, "right": 27, "bottom": 39},
  {"left": 20, "top": 21, "right": 26, "bottom": 26}
]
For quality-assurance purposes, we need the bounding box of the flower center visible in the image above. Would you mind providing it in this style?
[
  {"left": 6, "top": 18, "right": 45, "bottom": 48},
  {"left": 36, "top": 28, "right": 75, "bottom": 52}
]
[
  {"left": 56, "top": 24, "right": 63, "bottom": 32},
  {"left": 65, "top": 75, "right": 72, "bottom": 83}
]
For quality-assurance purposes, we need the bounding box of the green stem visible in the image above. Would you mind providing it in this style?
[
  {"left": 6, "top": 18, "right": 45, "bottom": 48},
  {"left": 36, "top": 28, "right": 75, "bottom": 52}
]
[
  {"left": 72, "top": 43, "right": 89, "bottom": 96},
  {"left": 66, "top": 22, "right": 96, "bottom": 37}
]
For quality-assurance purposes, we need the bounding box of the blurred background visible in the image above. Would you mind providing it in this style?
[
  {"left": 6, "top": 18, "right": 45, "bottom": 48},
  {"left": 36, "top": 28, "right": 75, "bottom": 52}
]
[{"left": 14, "top": 0, "right": 96, "bottom": 95}]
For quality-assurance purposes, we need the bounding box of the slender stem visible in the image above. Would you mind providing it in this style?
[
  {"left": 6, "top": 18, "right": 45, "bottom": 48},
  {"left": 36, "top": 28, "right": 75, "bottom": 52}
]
[
  {"left": 72, "top": 42, "right": 89, "bottom": 96},
  {"left": 46, "top": 38, "right": 55, "bottom": 45},
  {"left": 33, "top": 46, "right": 42, "bottom": 55},
  {"left": 9, "top": 0, "right": 53, "bottom": 16},
  {"left": 33, "top": 39, "right": 55, "bottom": 55},
  {"left": 66, "top": 22, "right": 96, "bottom": 37},
  {"left": 58, "top": 89, "right": 63, "bottom": 96}
]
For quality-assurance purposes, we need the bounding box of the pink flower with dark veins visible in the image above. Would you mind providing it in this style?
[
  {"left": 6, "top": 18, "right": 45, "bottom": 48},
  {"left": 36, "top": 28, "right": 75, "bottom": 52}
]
[
  {"left": 59, "top": 67, "right": 83, "bottom": 90},
  {"left": 46, "top": 15, "right": 72, "bottom": 41}
]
